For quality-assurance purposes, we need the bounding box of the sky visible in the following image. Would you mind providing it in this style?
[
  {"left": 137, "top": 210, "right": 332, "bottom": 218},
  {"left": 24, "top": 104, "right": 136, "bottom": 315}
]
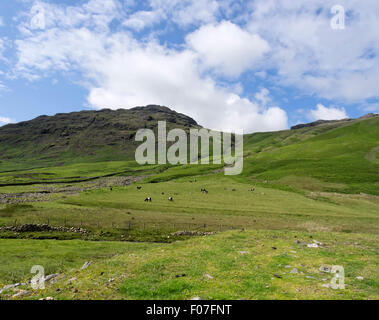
[{"left": 0, "top": 0, "right": 378, "bottom": 133}]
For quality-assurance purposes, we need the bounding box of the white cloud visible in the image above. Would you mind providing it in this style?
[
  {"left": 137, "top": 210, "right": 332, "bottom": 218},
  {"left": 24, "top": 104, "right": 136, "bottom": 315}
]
[
  {"left": 255, "top": 88, "right": 271, "bottom": 106},
  {"left": 122, "top": 10, "right": 164, "bottom": 31},
  {"left": 309, "top": 104, "right": 348, "bottom": 121},
  {"left": 0, "top": 116, "right": 12, "bottom": 125},
  {"left": 150, "top": 0, "right": 220, "bottom": 27},
  {"left": 186, "top": 21, "right": 269, "bottom": 77},
  {"left": 121, "top": 0, "right": 220, "bottom": 31},
  {"left": 14, "top": 0, "right": 288, "bottom": 133},
  {"left": 247, "top": 0, "right": 379, "bottom": 101}
]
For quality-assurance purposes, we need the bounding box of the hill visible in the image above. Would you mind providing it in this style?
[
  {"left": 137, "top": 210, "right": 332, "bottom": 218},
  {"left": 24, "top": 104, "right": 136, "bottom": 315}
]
[
  {"left": 242, "top": 114, "right": 379, "bottom": 195},
  {"left": 0, "top": 105, "right": 199, "bottom": 170},
  {"left": 0, "top": 108, "right": 378, "bottom": 300},
  {"left": 0, "top": 106, "right": 378, "bottom": 194}
]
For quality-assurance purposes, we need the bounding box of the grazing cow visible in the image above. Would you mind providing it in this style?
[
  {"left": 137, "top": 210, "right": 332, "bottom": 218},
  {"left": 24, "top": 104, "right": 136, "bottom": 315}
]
[
  {"left": 232, "top": 188, "right": 236, "bottom": 192},
  {"left": 201, "top": 188, "right": 208, "bottom": 194},
  {"left": 168, "top": 197, "right": 173, "bottom": 201},
  {"left": 144, "top": 197, "right": 152, "bottom": 202},
  {"left": 162, "top": 192, "right": 165, "bottom": 195},
  {"left": 249, "top": 188, "right": 255, "bottom": 192},
  {"left": 137, "top": 186, "right": 142, "bottom": 190},
  {"left": 110, "top": 187, "right": 113, "bottom": 191}
]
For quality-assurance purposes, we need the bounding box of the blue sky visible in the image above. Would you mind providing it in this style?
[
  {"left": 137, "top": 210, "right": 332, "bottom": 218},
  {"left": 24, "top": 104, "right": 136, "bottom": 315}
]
[{"left": 0, "top": 0, "right": 378, "bottom": 132}]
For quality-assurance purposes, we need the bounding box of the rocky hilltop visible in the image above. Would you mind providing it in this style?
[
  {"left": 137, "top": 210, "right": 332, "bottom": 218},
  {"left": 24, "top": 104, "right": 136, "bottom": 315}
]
[
  {"left": 0, "top": 105, "right": 199, "bottom": 167},
  {"left": 291, "top": 113, "right": 378, "bottom": 130}
]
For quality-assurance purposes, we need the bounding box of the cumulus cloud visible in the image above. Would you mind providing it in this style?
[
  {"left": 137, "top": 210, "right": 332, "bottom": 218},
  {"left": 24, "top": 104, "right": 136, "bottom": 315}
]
[
  {"left": 122, "top": 10, "right": 164, "bottom": 31},
  {"left": 122, "top": 0, "right": 220, "bottom": 30},
  {"left": 187, "top": 21, "right": 269, "bottom": 77},
  {"left": 309, "top": 104, "right": 348, "bottom": 121},
  {"left": 247, "top": 0, "right": 379, "bottom": 101},
  {"left": 0, "top": 116, "right": 12, "bottom": 125},
  {"left": 255, "top": 88, "right": 271, "bottom": 106},
  {"left": 14, "top": 0, "right": 288, "bottom": 133}
]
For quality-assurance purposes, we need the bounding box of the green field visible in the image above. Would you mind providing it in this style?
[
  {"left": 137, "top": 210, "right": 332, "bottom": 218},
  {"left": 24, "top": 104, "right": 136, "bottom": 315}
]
[
  {"left": 0, "top": 116, "right": 378, "bottom": 300},
  {"left": 1, "top": 230, "right": 377, "bottom": 300}
]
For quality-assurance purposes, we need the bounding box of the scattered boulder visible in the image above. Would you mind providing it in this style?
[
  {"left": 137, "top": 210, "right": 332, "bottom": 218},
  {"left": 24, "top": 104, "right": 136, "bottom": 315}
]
[
  {"left": 172, "top": 231, "right": 216, "bottom": 237},
  {"left": 80, "top": 261, "right": 92, "bottom": 270},
  {"left": 44, "top": 273, "right": 59, "bottom": 283},
  {"left": 319, "top": 266, "right": 332, "bottom": 273},
  {"left": 12, "top": 290, "right": 30, "bottom": 298}
]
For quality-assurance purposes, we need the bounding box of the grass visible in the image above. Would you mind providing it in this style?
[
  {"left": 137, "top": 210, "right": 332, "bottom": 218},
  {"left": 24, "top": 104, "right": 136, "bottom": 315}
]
[
  {"left": 0, "top": 239, "right": 158, "bottom": 285},
  {"left": 1, "top": 175, "right": 378, "bottom": 238},
  {"left": 3, "top": 229, "right": 377, "bottom": 300},
  {"left": 0, "top": 116, "right": 378, "bottom": 300}
]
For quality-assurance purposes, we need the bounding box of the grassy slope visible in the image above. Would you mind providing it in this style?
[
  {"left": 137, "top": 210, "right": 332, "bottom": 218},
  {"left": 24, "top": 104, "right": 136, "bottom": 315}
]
[
  {"left": 242, "top": 117, "right": 379, "bottom": 195},
  {"left": 2, "top": 229, "right": 377, "bottom": 300},
  {"left": 1, "top": 175, "right": 378, "bottom": 235},
  {"left": 0, "top": 239, "right": 156, "bottom": 285},
  {"left": 0, "top": 116, "right": 378, "bottom": 300}
]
